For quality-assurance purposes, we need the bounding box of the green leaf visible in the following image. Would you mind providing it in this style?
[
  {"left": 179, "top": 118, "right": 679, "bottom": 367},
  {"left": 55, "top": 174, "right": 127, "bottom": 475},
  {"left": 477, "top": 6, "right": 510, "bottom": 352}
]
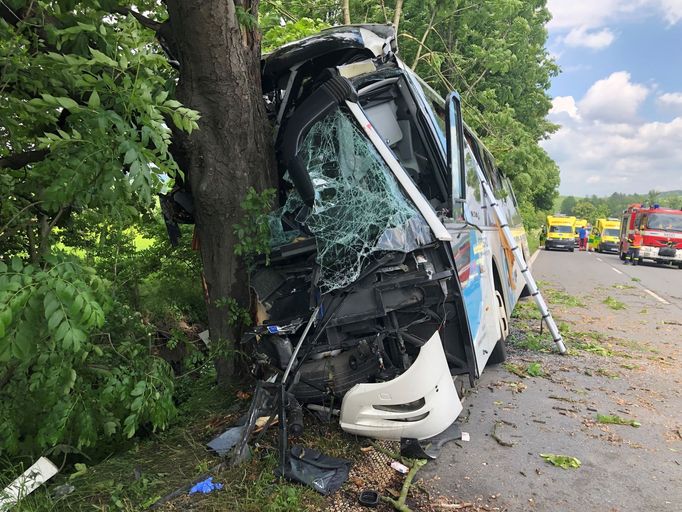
[
  {"left": 596, "top": 414, "right": 640, "bottom": 428},
  {"left": 131, "top": 380, "right": 147, "bottom": 397},
  {"left": 10, "top": 257, "right": 22, "bottom": 272},
  {"left": 57, "top": 97, "right": 79, "bottom": 111},
  {"left": 124, "top": 147, "right": 138, "bottom": 165},
  {"left": 88, "top": 90, "right": 100, "bottom": 108},
  {"left": 89, "top": 48, "right": 118, "bottom": 67},
  {"left": 540, "top": 453, "right": 581, "bottom": 469},
  {"left": 48, "top": 309, "right": 65, "bottom": 332},
  {"left": 0, "top": 306, "right": 12, "bottom": 330}
]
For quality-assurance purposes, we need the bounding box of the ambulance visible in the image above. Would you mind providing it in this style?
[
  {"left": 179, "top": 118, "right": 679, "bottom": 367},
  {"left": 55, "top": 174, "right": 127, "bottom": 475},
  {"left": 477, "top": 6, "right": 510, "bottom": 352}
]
[
  {"left": 545, "top": 215, "right": 576, "bottom": 251},
  {"left": 594, "top": 218, "right": 621, "bottom": 253}
]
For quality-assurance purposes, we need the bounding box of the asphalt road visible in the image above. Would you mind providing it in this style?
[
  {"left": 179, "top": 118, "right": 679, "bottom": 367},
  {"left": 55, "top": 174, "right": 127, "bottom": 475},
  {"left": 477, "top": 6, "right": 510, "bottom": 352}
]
[
  {"left": 419, "top": 247, "right": 682, "bottom": 512},
  {"left": 534, "top": 247, "right": 682, "bottom": 313}
]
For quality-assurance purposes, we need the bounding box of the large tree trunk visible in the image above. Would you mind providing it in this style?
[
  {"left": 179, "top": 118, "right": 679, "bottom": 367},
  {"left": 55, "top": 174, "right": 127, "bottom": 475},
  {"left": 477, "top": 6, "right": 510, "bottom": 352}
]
[{"left": 165, "top": 0, "right": 276, "bottom": 385}]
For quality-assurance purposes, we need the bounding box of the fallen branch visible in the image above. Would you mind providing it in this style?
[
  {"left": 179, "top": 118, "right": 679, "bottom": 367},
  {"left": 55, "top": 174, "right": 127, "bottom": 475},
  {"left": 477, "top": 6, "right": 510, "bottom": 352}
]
[
  {"left": 381, "top": 458, "right": 427, "bottom": 512},
  {"left": 491, "top": 420, "right": 516, "bottom": 447}
]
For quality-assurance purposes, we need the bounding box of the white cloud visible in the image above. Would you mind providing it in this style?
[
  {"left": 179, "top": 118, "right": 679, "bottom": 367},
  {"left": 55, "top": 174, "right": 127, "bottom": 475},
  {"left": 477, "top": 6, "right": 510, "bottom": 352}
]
[
  {"left": 658, "top": 0, "right": 682, "bottom": 24},
  {"left": 549, "top": 96, "right": 580, "bottom": 119},
  {"left": 658, "top": 92, "right": 682, "bottom": 109},
  {"left": 563, "top": 26, "right": 615, "bottom": 49},
  {"left": 542, "top": 77, "right": 682, "bottom": 196},
  {"left": 578, "top": 72, "right": 649, "bottom": 122}
]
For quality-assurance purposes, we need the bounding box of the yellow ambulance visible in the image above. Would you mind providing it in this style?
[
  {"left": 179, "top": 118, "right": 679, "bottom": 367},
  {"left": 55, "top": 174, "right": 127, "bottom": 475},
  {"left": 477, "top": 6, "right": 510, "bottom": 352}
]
[
  {"left": 593, "top": 218, "right": 621, "bottom": 253},
  {"left": 545, "top": 215, "right": 576, "bottom": 251}
]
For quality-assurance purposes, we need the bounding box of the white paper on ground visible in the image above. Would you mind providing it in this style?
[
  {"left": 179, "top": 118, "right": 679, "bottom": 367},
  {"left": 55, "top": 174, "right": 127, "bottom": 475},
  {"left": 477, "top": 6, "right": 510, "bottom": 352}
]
[{"left": 0, "top": 457, "right": 59, "bottom": 511}]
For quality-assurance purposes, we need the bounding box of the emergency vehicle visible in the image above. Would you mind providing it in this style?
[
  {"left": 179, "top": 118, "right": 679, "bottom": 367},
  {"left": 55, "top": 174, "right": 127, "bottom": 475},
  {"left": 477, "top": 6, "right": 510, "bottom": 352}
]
[
  {"left": 594, "top": 218, "right": 621, "bottom": 253},
  {"left": 545, "top": 215, "right": 576, "bottom": 251},
  {"left": 619, "top": 204, "right": 682, "bottom": 268}
]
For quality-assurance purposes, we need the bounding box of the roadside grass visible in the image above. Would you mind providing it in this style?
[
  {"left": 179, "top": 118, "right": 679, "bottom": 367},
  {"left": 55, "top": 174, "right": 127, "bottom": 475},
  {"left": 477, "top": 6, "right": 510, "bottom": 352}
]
[
  {"left": 527, "top": 230, "right": 540, "bottom": 255},
  {"left": 602, "top": 296, "right": 626, "bottom": 310},
  {"left": 1, "top": 374, "right": 340, "bottom": 512},
  {"left": 612, "top": 284, "right": 635, "bottom": 290}
]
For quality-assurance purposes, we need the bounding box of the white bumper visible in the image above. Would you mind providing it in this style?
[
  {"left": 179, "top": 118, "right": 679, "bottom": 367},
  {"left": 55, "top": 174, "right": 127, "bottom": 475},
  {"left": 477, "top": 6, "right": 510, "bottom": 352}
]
[
  {"left": 639, "top": 246, "right": 682, "bottom": 261},
  {"left": 339, "top": 331, "right": 462, "bottom": 440}
]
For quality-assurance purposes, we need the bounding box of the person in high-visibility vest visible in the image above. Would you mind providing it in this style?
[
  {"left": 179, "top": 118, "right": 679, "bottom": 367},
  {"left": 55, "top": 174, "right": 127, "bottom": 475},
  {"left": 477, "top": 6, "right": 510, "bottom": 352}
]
[{"left": 624, "top": 230, "right": 643, "bottom": 265}]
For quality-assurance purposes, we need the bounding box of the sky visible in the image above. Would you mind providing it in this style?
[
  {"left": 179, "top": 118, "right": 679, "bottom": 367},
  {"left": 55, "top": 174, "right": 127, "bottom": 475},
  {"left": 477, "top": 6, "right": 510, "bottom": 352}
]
[{"left": 542, "top": 0, "right": 682, "bottom": 197}]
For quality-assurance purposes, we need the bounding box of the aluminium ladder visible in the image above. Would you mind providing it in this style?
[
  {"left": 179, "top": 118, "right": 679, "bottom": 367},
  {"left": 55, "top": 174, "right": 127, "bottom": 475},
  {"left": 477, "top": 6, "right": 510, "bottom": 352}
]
[{"left": 476, "top": 168, "right": 567, "bottom": 354}]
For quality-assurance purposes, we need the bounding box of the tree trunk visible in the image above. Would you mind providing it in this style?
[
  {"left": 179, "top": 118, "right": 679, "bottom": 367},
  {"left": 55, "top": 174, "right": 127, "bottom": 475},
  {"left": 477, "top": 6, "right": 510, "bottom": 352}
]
[
  {"left": 342, "top": 0, "right": 351, "bottom": 24},
  {"left": 165, "top": 0, "right": 276, "bottom": 386},
  {"left": 393, "top": 0, "right": 404, "bottom": 33}
]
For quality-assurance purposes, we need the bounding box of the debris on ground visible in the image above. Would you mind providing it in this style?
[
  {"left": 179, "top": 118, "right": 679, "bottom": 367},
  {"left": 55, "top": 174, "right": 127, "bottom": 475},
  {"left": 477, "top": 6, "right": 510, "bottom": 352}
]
[
  {"left": 596, "top": 414, "right": 641, "bottom": 427},
  {"left": 0, "top": 457, "right": 59, "bottom": 511},
  {"left": 491, "top": 420, "right": 516, "bottom": 447},
  {"left": 539, "top": 453, "right": 581, "bottom": 469},
  {"left": 279, "top": 445, "right": 351, "bottom": 495},
  {"left": 188, "top": 477, "right": 223, "bottom": 494}
]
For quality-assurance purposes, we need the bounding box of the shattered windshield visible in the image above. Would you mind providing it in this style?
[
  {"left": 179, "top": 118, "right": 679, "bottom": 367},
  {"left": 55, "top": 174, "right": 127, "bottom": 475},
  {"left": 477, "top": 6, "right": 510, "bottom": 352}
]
[
  {"left": 646, "top": 213, "right": 682, "bottom": 232},
  {"left": 275, "top": 109, "right": 433, "bottom": 293}
]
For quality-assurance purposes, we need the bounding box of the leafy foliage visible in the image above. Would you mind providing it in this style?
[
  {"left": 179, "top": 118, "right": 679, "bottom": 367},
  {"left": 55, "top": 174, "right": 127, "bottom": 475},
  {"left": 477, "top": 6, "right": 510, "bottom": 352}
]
[
  {"left": 0, "top": 256, "right": 176, "bottom": 456},
  {"left": 540, "top": 453, "right": 581, "bottom": 469}
]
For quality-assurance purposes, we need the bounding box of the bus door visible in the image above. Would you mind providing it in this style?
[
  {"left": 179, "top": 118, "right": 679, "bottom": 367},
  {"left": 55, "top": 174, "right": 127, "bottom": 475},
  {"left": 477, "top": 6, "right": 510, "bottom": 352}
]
[{"left": 441, "top": 93, "right": 502, "bottom": 375}]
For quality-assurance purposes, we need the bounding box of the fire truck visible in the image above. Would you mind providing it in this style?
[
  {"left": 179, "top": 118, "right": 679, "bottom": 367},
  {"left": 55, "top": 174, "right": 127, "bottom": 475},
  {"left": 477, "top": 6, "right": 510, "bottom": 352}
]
[{"left": 619, "top": 204, "right": 682, "bottom": 268}]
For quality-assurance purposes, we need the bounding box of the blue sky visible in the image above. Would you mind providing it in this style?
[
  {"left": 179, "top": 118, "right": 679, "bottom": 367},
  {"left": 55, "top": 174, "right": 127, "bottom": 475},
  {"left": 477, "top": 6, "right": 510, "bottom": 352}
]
[{"left": 542, "top": 1, "right": 682, "bottom": 196}]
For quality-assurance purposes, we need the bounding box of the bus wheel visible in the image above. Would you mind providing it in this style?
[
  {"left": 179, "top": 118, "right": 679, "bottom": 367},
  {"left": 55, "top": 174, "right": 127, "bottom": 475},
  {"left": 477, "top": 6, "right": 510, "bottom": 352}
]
[{"left": 488, "top": 291, "right": 508, "bottom": 365}]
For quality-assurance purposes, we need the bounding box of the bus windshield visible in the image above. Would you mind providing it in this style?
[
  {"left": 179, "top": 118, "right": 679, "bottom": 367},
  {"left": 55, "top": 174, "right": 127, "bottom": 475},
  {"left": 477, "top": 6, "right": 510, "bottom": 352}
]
[
  {"left": 646, "top": 213, "right": 682, "bottom": 232},
  {"left": 550, "top": 225, "right": 573, "bottom": 233}
]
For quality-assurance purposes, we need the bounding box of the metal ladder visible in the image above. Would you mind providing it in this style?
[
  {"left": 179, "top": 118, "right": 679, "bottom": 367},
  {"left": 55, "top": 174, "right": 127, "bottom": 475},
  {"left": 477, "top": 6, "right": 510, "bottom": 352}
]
[{"left": 476, "top": 169, "right": 567, "bottom": 354}]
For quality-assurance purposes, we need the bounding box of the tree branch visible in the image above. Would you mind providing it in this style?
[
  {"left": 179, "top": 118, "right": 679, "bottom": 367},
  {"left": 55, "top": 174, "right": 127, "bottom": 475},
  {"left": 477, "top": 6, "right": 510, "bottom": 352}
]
[
  {"left": 112, "top": 6, "right": 163, "bottom": 32},
  {"left": 0, "top": 149, "right": 48, "bottom": 170}
]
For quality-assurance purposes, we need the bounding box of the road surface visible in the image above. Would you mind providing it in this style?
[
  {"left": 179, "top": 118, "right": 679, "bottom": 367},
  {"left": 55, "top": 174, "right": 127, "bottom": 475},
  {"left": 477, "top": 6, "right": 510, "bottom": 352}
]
[{"left": 420, "top": 248, "right": 682, "bottom": 512}]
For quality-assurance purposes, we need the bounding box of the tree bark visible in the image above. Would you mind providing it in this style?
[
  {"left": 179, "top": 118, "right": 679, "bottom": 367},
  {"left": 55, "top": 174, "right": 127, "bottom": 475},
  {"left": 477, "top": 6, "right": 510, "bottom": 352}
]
[
  {"left": 164, "top": 0, "right": 276, "bottom": 385},
  {"left": 342, "top": 0, "right": 351, "bottom": 24},
  {"left": 393, "top": 0, "right": 404, "bottom": 33}
]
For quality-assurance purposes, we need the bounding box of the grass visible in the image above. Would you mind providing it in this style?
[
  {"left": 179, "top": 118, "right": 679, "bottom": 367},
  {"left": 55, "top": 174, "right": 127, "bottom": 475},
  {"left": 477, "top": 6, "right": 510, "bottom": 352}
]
[
  {"left": 0, "top": 373, "right": 351, "bottom": 512},
  {"left": 603, "top": 296, "right": 626, "bottom": 310},
  {"left": 527, "top": 230, "right": 540, "bottom": 255}
]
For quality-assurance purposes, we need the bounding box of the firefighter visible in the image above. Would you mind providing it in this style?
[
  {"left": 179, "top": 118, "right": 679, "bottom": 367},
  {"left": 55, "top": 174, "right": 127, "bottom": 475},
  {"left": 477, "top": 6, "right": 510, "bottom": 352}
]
[{"left": 624, "top": 230, "right": 643, "bottom": 265}]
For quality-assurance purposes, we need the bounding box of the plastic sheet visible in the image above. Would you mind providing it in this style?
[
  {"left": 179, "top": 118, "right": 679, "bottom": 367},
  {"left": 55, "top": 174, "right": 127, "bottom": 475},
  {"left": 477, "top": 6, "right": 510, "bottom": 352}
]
[{"left": 276, "top": 110, "right": 432, "bottom": 293}]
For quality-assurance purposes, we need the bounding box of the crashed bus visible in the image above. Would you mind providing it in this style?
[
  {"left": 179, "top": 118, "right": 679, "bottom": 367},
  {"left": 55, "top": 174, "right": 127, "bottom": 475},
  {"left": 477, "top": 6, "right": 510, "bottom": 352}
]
[
  {"left": 228, "top": 24, "right": 532, "bottom": 443},
  {"left": 163, "top": 25, "right": 535, "bottom": 456}
]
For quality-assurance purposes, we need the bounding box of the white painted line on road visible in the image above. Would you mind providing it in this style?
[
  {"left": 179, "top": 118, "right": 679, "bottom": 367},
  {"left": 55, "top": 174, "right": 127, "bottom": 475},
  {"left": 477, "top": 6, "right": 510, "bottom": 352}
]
[
  {"left": 643, "top": 288, "right": 670, "bottom": 305},
  {"left": 611, "top": 267, "right": 623, "bottom": 275},
  {"left": 596, "top": 257, "right": 603, "bottom": 262},
  {"left": 529, "top": 249, "right": 540, "bottom": 267}
]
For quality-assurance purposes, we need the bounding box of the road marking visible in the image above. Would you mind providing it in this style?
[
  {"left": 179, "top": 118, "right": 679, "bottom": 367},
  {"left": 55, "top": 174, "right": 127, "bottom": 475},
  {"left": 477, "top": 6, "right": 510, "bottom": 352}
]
[
  {"left": 596, "top": 257, "right": 603, "bottom": 262},
  {"left": 611, "top": 267, "right": 623, "bottom": 275},
  {"left": 529, "top": 249, "right": 540, "bottom": 267},
  {"left": 643, "top": 288, "right": 670, "bottom": 305}
]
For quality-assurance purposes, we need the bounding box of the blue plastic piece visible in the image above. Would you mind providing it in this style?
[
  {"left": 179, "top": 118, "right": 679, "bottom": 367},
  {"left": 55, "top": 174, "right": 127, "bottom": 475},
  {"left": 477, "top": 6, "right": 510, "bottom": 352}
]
[
  {"left": 189, "top": 477, "right": 223, "bottom": 494},
  {"left": 267, "top": 325, "right": 280, "bottom": 334}
]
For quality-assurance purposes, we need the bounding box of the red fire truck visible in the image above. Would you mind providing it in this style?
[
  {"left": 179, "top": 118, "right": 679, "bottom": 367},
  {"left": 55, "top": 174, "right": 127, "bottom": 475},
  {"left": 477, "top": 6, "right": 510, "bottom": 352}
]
[{"left": 619, "top": 204, "right": 682, "bottom": 268}]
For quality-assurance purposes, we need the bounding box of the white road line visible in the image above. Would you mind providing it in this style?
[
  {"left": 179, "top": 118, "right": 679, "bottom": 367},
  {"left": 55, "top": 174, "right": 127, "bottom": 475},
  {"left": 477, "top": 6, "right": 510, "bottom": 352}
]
[
  {"left": 611, "top": 267, "right": 623, "bottom": 275},
  {"left": 596, "top": 257, "right": 603, "bottom": 262},
  {"left": 643, "top": 288, "right": 671, "bottom": 305},
  {"left": 529, "top": 249, "right": 540, "bottom": 267}
]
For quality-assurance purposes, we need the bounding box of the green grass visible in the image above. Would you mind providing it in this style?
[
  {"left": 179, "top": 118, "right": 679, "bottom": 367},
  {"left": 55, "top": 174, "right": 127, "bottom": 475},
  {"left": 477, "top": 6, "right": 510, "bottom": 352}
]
[
  {"left": 603, "top": 296, "right": 626, "bottom": 310},
  {"left": 527, "top": 230, "right": 540, "bottom": 255}
]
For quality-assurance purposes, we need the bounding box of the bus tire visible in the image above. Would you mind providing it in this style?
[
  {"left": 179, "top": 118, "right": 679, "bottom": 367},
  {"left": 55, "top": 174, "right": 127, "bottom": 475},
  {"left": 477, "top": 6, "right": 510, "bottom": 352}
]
[{"left": 488, "top": 291, "right": 508, "bottom": 365}]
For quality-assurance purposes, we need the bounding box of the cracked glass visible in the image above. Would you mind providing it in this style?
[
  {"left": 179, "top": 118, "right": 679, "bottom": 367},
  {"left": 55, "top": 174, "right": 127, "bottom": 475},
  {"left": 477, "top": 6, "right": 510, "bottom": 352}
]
[{"left": 273, "top": 109, "right": 432, "bottom": 293}]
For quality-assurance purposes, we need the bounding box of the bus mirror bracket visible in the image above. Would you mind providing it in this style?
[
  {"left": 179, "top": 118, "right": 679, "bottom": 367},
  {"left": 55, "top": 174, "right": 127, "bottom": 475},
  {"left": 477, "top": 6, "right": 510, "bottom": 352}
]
[{"left": 445, "top": 92, "right": 466, "bottom": 204}]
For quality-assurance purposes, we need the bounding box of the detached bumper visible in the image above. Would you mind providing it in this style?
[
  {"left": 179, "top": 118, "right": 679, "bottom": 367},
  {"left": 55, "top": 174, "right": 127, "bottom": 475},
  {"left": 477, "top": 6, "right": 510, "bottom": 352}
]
[
  {"left": 339, "top": 331, "right": 462, "bottom": 441},
  {"left": 545, "top": 239, "right": 574, "bottom": 250}
]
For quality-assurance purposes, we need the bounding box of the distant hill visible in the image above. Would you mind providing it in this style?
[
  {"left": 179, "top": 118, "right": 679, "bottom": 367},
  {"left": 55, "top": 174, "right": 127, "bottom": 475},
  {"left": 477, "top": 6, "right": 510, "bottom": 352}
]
[{"left": 659, "top": 190, "right": 682, "bottom": 197}]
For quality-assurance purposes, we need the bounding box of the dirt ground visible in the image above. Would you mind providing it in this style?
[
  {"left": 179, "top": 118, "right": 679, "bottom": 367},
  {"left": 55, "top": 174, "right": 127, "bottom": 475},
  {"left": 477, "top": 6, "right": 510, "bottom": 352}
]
[{"left": 417, "top": 251, "right": 682, "bottom": 512}]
